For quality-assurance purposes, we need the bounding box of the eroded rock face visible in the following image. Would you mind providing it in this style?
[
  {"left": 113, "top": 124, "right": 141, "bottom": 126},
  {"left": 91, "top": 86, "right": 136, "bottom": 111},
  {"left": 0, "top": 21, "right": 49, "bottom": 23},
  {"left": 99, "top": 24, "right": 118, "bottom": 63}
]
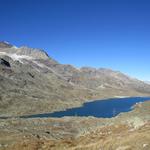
[
  {"left": 0, "top": 58, "right": 11, "bottom": 67},
  {"left": 0, "top": 41, "right": 13, "bottom": 48},
  {"left": 17, "top": 46, "right": 49, "bottom": 60},
  {"left": 0, "top": 43, "right": 49, "bottom": 60}
]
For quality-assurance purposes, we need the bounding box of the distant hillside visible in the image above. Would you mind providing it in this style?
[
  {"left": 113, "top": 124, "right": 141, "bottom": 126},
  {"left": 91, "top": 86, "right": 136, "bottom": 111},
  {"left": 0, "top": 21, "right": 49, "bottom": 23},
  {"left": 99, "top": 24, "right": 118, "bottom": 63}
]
[{"left": 145, "top": 81, "right": 150, "bottom": 84}]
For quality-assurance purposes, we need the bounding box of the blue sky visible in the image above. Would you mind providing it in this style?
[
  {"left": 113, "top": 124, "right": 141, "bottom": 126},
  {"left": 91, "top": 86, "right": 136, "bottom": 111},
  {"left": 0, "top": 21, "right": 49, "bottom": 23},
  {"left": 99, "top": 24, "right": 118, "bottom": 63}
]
[{"left": 0, "top": 0, "right": 150, "bottom": 80}]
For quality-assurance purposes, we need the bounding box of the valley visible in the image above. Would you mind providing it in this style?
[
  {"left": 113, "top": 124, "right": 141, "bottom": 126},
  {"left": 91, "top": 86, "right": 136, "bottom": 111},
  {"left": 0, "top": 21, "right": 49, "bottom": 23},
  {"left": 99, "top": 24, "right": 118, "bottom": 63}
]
[
  {"left": 0, "top": 41, "right": 150, "bottom": 150},
  {"left": 0, "top": 41, "right": 150, "bottom": 117}
]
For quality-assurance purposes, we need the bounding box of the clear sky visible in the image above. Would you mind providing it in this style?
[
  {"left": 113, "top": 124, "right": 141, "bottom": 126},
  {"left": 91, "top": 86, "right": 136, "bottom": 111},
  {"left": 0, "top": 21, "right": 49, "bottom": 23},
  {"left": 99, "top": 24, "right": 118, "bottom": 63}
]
[{"left": 0, "top": 0, "right": 150, "bottom": 80}]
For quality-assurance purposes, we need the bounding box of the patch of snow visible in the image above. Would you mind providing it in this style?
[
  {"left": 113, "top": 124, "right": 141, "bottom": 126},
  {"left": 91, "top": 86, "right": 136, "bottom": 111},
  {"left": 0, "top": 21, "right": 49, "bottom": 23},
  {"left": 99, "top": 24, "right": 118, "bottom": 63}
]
[
  {"left": 10, "top": 54, "right": 32, "bottom": 61},
  {"left": 143, "top": 144, "right": 148, "bottom": 148},
  {"left": 32, "top": 60, "right": 46, "bottom": 68},
  {"left": 116, "top": 146, "right": 131, "bottom": 150},
  {"left": 12, "top": 46, "right": 18, "bottom": 49},
  {"left": 97, "top": 84, "right": 105, "bottom": 89},
  {"left": 3, "top": 41, "right": 10, "bottom": 45},
  {"left": 0, "top": 52, "right": 33, "bottom": 63},
  {"left": 0, "top": 52, "right": 7, "bottom": 55},
  {"left": 114, "top": 96, "right": 129, "bottom": 98}
]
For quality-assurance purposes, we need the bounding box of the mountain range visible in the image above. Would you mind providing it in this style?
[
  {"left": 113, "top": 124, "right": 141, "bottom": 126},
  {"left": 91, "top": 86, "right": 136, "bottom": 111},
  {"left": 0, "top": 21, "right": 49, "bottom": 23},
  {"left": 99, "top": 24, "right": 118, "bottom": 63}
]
[{"left": 0, "top": 41, "right": 150, "bottom": 117}]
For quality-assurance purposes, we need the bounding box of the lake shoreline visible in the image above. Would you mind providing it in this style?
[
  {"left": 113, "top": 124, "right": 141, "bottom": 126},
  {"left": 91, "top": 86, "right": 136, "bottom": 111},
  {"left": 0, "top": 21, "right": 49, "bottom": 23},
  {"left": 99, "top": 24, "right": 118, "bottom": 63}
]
[
  {"left": 20, "top": 96, "right": 150, "bottom": 119},
  {"left": 1, "top": 95, "right": 150, "bottom": 118}
]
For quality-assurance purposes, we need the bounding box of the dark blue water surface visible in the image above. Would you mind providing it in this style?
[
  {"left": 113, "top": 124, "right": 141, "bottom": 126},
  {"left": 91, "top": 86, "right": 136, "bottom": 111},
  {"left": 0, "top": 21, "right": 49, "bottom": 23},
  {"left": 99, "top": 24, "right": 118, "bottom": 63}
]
[{"left": 24, "top": 97, "right": 150, "bottom": 118}]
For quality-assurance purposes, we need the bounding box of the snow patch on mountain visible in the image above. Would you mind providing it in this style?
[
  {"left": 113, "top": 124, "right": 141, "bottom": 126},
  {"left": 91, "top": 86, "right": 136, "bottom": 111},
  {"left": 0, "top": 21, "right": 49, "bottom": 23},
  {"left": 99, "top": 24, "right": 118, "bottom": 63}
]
[{"left": 0, "top": 52, "right": 33, "bottom": 63}]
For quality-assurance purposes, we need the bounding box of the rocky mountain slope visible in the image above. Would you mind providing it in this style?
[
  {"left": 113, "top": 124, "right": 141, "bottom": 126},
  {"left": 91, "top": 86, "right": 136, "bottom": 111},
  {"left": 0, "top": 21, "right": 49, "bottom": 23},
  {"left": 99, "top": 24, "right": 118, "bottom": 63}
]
[
  {"left": 145, "top": 81, "right": 150, "bottom": 85},
  {"left": 0, "top": 41, "right": 150, "bottom": 117}
]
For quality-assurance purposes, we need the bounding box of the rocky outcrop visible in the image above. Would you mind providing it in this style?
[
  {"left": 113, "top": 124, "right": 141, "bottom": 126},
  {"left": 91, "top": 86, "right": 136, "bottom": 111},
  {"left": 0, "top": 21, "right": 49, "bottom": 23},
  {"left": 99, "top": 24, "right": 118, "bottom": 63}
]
[
  {"left": 0, "top": 42, "right": 50, "bottom": 60},
  {"left": 17, "top": 46, "right": 49, "bottom": 60},
  {"left": 0, "top": 41, "right": 13, "bottom": 48},
  {"left": 0, "top": 58, "right": 11, "bottom": 67}
]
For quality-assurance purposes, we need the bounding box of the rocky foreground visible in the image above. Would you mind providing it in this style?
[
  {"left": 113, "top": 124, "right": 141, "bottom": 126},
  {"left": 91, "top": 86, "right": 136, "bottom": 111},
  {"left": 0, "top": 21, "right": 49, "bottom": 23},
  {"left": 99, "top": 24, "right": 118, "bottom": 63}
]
[{"left": 0, "top": 100, "right": 150, "bottom": 150}]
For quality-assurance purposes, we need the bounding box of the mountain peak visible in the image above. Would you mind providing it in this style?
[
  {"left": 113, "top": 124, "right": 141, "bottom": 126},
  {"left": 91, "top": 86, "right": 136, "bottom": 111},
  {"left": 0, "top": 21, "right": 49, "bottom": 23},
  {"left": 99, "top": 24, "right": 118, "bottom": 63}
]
[
  {"left": 19, "top": 46, "right": 49, "bottom": 60},
  {"left": 0, "top": 42, "right": 50, "bottom": 60},
  {"left": 0, "top": 41, "right": 13, "bottom": 48}
]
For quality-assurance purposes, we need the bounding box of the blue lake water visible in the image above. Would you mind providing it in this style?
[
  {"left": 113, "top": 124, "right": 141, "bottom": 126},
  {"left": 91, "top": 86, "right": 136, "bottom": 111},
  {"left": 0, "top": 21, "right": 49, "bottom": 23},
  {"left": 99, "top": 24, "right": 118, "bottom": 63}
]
[{"left": 23, "top": 97, "right": 150, "bottom": 118}]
